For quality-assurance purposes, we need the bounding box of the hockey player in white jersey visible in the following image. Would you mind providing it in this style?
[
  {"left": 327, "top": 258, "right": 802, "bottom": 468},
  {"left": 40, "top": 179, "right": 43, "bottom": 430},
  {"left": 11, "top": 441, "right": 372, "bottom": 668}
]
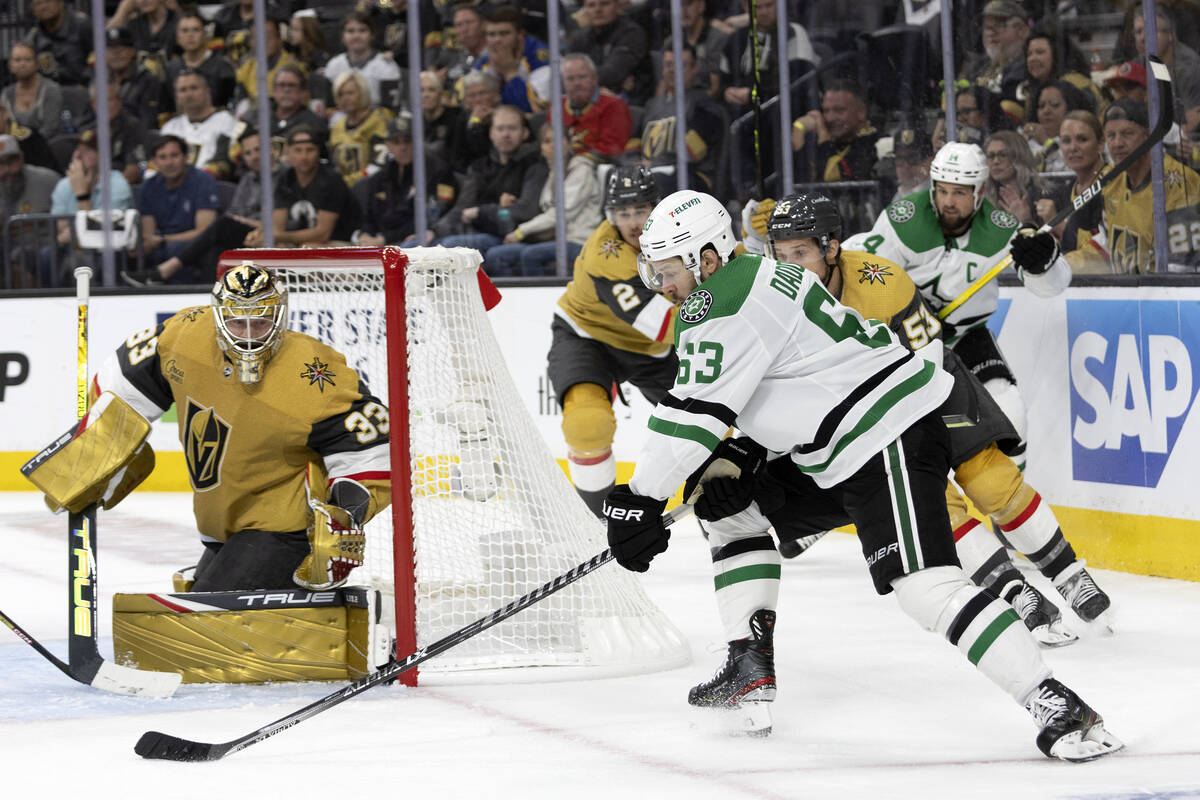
[
  {"left": 843, "top": 142, "right": 1070, "bottom": 470},
  {"left": 602, "top": 189, "right": 1122, "bottom": 762}
]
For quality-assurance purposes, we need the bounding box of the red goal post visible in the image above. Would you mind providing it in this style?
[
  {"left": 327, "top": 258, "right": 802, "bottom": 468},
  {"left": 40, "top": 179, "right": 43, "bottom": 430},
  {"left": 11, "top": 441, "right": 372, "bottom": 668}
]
[{"left": 217, "top": 246, "right": 690, "bottom": 685}]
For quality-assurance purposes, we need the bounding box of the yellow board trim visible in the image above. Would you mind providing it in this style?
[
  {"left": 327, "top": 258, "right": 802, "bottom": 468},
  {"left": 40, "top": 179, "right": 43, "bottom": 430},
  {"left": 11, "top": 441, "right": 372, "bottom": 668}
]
[{"left": 5, "top": 453, "right": 1197, "bottom": 581}]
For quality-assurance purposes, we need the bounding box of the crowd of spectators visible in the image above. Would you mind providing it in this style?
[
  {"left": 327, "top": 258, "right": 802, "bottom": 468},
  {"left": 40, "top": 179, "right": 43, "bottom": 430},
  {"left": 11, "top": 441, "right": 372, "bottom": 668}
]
[{"left": 2, "top": 0, "right": 1199, "bottom": 288}]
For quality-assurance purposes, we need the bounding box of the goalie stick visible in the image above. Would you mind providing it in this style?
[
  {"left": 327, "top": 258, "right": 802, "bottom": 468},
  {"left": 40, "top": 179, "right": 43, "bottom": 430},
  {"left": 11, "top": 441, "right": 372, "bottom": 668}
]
[
  {"left": 938, "top": 56, "right": 1175, "bottom": 321},
  {"left": 2, "top": 267, "right": 180, "bottom": 698},
  {"left": 135, "top": 504, "right": 694, "bottom": 761}
]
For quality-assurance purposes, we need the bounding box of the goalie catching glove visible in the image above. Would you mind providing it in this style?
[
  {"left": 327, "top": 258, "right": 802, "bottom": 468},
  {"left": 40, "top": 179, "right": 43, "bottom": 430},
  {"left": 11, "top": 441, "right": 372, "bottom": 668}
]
[
  {"left": 603, "top": 485, "right": 669, "bottom": 573},
  {"left": 682, "top": 436, "right": 768, "bottom": 521},
  {"left": 1009, "top": 226, "right": 1059, "bottom": 275},
  {"left": 294, "top": 478, "right": 369, "bottom": 591}
]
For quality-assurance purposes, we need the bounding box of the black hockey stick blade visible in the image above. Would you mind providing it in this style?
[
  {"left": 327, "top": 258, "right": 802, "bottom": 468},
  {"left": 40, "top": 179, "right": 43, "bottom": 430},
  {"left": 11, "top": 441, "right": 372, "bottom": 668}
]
[{"left": 135, "top": 505, "right": 693, "bottom": 761}]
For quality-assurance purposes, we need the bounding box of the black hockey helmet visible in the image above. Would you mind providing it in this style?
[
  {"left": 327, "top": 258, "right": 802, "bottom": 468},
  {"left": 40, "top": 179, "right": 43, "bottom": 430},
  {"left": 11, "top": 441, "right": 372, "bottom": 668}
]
[
  {"left": 767, "top": 193, "right": 843, "bottom": 251},
  {"left": 604, "top": 165, "right": 659, "bottom": 216}
]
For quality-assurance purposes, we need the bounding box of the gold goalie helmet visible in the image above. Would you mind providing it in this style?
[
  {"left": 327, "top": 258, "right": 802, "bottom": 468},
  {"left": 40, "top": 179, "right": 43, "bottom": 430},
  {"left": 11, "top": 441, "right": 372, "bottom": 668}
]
[{"left": 212, "top": 263, "right": 288, "bottom": 383}]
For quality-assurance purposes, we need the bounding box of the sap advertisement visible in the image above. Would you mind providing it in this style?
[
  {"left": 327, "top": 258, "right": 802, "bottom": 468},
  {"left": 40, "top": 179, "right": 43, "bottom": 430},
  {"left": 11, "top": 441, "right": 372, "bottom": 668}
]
[
  {"left": 2, "top": 284, "right": 1199, "bottom": 525},
  {"left": 995, "top": 286, "right": 1200, "bottom": 521}
]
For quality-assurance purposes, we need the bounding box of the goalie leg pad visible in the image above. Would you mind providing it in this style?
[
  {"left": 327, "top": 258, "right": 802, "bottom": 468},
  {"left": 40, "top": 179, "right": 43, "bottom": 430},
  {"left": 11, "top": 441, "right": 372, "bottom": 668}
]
[
  {"left": 892, "top": 566, "right": 1050, "bottom": 704},
  {"left": 112, "top": 588, "right": 379, "bottom": 683},
  {"left": 22, "top": 391, "right": 152, "bottom": 513}
]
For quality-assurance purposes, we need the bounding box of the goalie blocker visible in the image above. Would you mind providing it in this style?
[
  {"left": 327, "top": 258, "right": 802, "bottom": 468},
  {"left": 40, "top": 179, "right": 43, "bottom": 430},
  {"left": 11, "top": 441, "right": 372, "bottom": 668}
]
[{"left": 113, "top": 586, "right": 392, "bottom": 683}]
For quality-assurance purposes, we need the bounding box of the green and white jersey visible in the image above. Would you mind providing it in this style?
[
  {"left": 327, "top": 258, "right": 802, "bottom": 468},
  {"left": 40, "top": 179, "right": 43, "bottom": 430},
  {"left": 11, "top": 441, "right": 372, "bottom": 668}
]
[
  {"left": 842, "top": 191, "right": 1070, "bottom": 336},
  {"left": 629, "top": 253, "right": 953, "bottom": 499}
]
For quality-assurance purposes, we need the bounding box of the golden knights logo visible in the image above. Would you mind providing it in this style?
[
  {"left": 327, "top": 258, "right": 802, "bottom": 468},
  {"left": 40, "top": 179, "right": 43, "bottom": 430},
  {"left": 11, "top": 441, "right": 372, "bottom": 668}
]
[
  {"left": 184, "top": 399, "right": 230, "bottom": 491},
  {"left": 857, "top": 261, "right": 892, "bottom": 285},
  {"left": 599, "top": 238, "right": 624, "bottom": 258},
  {"left": 301, "top": 357, "right": 336, "bottom": 391}
]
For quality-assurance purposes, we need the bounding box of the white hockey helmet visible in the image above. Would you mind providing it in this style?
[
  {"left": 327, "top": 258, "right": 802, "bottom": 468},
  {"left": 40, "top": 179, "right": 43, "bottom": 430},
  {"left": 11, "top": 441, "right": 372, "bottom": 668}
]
[
  {"left": 212, "top": 262, "right": 288, "bottom": 384},
  {"left": 637, "top": 190, "right": 737, "bottom": 289},
  {"left": 929, "top": 141, "right": 989, "bottom": 211}
]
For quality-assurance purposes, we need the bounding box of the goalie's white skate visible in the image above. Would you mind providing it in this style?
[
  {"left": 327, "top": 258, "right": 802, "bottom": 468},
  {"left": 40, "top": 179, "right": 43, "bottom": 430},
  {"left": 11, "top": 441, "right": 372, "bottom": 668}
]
[{"left": 1027, "top": 678, "right": 1124, "bottom": 763}]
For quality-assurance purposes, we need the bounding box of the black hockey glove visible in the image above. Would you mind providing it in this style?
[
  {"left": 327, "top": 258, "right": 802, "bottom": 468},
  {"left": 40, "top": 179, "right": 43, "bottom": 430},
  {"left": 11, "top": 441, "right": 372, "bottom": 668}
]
[
  {"left": 1009, "top": 227, "right": 1059, "bottom": 275},
  {"left": 602, "top": 485, "right": 669, "bottom": 572},
  {"left": 682, "top": 437, "right": 768, "bottom": 521}
]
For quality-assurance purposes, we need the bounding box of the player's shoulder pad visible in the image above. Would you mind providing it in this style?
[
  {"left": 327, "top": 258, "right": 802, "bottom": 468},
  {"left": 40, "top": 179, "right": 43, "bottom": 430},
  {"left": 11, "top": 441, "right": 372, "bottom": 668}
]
[
  {"left": 839, "top": 249, "right": 909, "bottom": 289},
  {"left": 883, "top": 191, "right": 943, "bottom": 252},
  {"left": 677, "top": 253, "right": 764, "bottom": 333},
  {"left": 969, "top": 198, "right": 1021, "bottom": 256},
  {"left": 277, "top": 330, "right": 363, "bottom": 397}
]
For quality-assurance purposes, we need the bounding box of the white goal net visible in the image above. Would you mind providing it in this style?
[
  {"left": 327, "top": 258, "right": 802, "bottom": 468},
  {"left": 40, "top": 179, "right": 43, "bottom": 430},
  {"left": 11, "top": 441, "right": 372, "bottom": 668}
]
[{"left": 217, "top": 246, "right": 689, "bottom": 682}]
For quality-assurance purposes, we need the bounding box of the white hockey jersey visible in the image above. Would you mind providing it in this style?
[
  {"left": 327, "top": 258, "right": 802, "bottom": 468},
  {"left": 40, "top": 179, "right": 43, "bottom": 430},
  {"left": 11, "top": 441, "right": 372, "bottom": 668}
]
[
  {"left": 842, "top": 191, "right": 1070, "bottom": 338},
  {"left": 161, "top": 109, "right": 236, "bottom": 174},
  {"left": 629, "top": 254, "right": 953, "bottom": 500}
]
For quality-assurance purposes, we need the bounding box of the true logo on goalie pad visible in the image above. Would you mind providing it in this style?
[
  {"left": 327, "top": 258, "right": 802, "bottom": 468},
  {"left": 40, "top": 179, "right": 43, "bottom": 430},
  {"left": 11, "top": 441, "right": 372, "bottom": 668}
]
[{"left": 185, "top": 399, "right": 230, "bottom": 491}]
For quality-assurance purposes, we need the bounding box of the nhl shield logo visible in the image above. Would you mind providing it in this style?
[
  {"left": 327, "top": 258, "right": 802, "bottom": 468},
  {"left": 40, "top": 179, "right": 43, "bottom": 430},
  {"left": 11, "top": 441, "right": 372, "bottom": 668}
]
[
  {"left": 679, "top": 290, "right": 714, "bottom": 323},
  {"left": 184, "top": 399, "right": 230, "bottom": 491},
  {"left": 887, "top": 199, "right": 916, "bottom": 224}
]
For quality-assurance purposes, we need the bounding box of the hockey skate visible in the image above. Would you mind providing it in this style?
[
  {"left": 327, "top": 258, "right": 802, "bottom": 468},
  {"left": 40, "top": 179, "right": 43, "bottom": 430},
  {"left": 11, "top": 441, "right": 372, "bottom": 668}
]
[
  {"left": 1008, "top": 582, "right": 1078, "bottom": 648},
  {"left": 778, "top": 532, "right": 828, "bottom": 559},
  {"left": 1025, "top": 678, "right": 1124, "bottom": 762},
  {"left": 1054, "top": 562, "right": 1112, "bottom": 627},
  {"left": 689, "top": 610, "right": 776, "bottom": 737}
]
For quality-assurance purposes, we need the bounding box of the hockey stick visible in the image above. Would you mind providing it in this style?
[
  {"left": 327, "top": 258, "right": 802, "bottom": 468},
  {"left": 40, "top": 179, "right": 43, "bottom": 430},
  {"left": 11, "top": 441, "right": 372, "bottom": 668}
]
[
  {"left": 749, "top": 0, "right": 764, "bottom": 197},
  {"left": 3, "top": 267, "right": 180, "bottom": 698},
  {"left": 135, "top": 504, "right": 694, "bottom": 761},
  {"left": 937, "top": 56, "right": 1174, "bottom": 322}
]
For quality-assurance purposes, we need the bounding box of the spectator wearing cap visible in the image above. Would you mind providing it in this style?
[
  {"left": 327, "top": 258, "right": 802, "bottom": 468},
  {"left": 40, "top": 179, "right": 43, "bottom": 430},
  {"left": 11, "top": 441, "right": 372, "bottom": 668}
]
[
  {"left": 1105, "top": 59, "right": 1186, "bottom": 153},
  {"left": 161, "top": 70, "right": 237, "bottom": 180},
  {"left": 355, "top": 114, "right": 458, "bottom": 247},
  {"left": 888, "top": 124, "right": 934, "bottom": 203},
  {"left": 86, "top": 79, "right": 149, "bottom": 186},
  {"left": 151, "top": 126, "right": 275, "bottom": 285},
  {"left": 791, "top": 79, "right": 879, "bottom": 183},
  {"left": 1018, "top": 28, "right": 1103, "bottom": 125},
  {"left": 165, "top": 9, "right": 238, "bottom": 112},
  {"left": 960, "top": 0, "right": 1030, "bottom": 112},
  {"left": 328, "top": 71, "right": 394, "bottom": 187},
  {"left": 1131, "top": 5, "right": 1200, "bottom": 138},
  {"left": 0, "top": 133, "right": 60, "bottom": 288},
  {"left": 49, "top": 131, "right": 134, "bottom": 285},
  {"left": 106, "top": 26, "right": 167, "bottom": 130},
  {"left": 1080, "top": 98, "right": 1200, "bottom": 273},
  {"left": 324, "top": 12, "right": 404, "bottom": 109},
  {"left": 25, "top": 0, "right": 93, "bottom": 87},
  {"left": 243, "top": 126, "right": 361, "bottom": 249},
  {"left": 2, "top": 41, "right": 65, "bottom": 142},
  {"left": 137, "top": 133, "right": 220, "bottom": 280}
]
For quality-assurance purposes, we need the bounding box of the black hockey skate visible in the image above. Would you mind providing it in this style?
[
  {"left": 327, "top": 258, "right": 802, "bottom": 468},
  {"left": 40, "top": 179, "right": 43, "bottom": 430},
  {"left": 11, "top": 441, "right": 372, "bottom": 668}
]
[
  {"left": 1054, "top": 562, "right": 1111, "bottom": 624},
  {"left": 1025, "top": 678, "right": 1123, "bottom": 762},
  {"left": 1007, "top": 582, "right": 1077, "bottom": 648},
  {"left": 689, "top": 610, "right": 776, "bottom": 708},
  {"left": 778, "top": 532, "right": 827, "bottom": 559}
]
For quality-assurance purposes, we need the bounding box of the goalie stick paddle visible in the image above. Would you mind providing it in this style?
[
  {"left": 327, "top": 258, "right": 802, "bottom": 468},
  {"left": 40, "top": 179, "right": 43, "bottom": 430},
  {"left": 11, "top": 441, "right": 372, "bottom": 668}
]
[
  {"left": 937, "top": 56, "right": 1174, "bottom": 322},
  {"left": 135, "top": 504, "right": 694, "bottom": 761},
  {"left": 1, "top": 266, "right": 180, "bottom": 698}
]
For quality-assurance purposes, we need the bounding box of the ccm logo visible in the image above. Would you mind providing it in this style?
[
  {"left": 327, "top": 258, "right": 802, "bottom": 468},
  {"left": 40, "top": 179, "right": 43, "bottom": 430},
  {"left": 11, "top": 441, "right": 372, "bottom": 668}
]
[{"left": 604, "top": 506, "right": 645, "bottom": 522}]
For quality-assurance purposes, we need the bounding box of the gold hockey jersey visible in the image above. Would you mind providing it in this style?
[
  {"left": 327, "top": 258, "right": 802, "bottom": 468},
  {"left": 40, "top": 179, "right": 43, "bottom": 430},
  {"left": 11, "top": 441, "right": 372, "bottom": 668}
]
[
  {"left": 330, "top": 107, "right": 394, "bottom": 187},
  {"left": 555, "top": 220, "right": 676, "bottom": 357},
  {"left": 1100, "top": 155, "right": 1200, "bottom": 273},
  {"left": 94, "top": 306, "right": 391, "bottom": 542},
  {"left": 836, "top": 248, "right": 940, "bottom": 352}
]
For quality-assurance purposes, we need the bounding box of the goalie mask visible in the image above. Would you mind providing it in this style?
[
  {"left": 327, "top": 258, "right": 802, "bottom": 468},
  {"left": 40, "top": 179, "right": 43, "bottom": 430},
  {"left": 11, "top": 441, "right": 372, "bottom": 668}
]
[
  {"left": 212, "top": 263, "right": 288, "bottom": 384},
  {"left": 637, "top": 190, "right": 736, "bottom": 290}
]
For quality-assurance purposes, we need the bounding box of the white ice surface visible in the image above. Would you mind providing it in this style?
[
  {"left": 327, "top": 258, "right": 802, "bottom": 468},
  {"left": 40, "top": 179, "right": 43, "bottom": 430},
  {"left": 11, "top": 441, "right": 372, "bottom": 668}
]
[{"left": 2, "top": 492, "right": 1199, "bottom": 800}]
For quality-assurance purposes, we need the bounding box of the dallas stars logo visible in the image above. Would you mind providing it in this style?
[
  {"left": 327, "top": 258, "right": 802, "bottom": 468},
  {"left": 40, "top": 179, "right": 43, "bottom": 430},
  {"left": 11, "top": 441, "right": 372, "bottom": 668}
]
[
  {"left": 679, "top": 290, "right": 714, "bottom": 323},
  {"left": 599, "top": 239, "right": 623, "bottom": 258},
  {"left": 857, "top": 261, "right": 892, "bottom": 285},
  {"left": 301, "top": 358, "right": 336, "bottom": 392}
]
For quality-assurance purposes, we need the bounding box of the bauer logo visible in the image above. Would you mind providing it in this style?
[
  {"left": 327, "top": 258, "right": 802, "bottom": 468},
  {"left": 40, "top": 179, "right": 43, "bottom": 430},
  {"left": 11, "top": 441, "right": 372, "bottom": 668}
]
[{"left": 1067, "top": 300, "right": 1199, "bottom": 487}]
